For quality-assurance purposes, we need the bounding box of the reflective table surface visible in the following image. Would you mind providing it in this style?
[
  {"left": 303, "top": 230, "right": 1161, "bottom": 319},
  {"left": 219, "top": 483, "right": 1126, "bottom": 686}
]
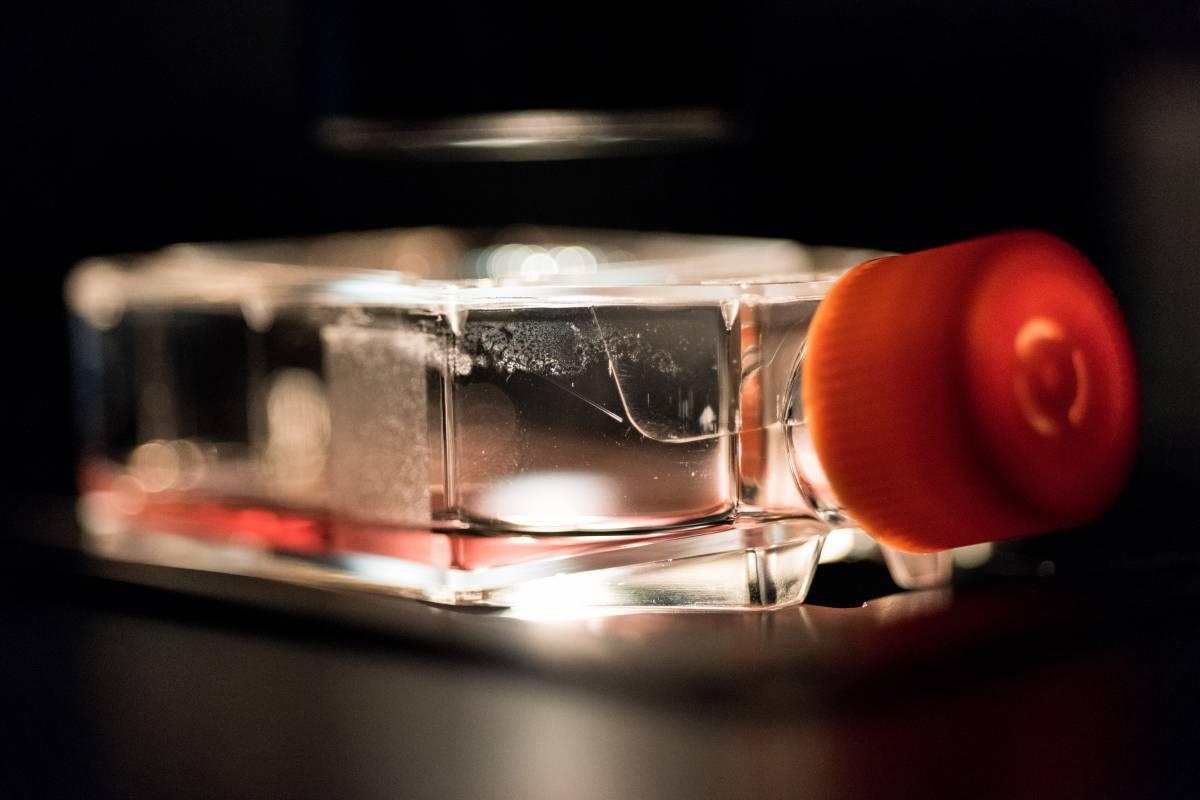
[{"left": 3, "top": 509, "right": 1198, "bottom": 799}]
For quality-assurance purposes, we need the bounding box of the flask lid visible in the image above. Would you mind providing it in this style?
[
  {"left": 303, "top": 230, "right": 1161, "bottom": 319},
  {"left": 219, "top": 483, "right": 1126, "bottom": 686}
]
[{"left": 802, "top": 231, "right": 1138, "bottom": 552}]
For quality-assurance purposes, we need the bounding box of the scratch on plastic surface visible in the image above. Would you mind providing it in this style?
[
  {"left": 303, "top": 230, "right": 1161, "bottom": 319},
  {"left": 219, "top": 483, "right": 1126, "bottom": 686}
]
[{"left": 541, "top": 374, "right": 624, "bottom": 423}]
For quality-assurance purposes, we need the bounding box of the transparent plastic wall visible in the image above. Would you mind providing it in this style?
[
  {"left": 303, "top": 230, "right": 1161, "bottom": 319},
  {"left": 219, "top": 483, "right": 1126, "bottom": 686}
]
[{"left": 68, "top": 227, "right": 926, "bottom": 608}]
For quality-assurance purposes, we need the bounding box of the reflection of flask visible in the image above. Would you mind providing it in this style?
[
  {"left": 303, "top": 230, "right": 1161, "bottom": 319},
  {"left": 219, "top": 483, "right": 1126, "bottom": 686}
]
[{"left": 67, "top": 228, "right": 1137, "bottom": 611}]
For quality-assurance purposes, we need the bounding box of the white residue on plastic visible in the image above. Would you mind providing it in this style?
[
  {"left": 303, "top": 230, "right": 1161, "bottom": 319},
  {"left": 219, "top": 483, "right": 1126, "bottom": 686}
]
[
  {"left": 322, "top": 324, "right": 432, "bottom": 525},
  {"left": 458, "top": 318, "right": 679, "bottom": 378}
]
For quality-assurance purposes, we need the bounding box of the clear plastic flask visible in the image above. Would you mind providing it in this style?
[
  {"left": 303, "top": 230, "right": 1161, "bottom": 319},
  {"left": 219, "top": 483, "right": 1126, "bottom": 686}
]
[{"left": 66, "top": 227, "right": 1137, "bottom": 610}]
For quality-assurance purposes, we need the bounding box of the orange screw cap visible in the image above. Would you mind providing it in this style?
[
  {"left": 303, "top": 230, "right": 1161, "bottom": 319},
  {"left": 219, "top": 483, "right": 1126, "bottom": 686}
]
[{"left": 801, "top": 231, "right": 1138, "bottom": 552}]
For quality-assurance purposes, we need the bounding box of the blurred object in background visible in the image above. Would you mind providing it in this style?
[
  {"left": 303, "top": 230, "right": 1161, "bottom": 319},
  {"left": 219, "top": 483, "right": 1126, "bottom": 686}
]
[{"left": 316, "top": 108, "right": 734, "bottom": 161}]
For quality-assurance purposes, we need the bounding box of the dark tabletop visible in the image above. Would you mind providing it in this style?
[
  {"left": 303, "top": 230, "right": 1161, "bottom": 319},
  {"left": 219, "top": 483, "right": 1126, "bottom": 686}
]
[{"left": 4, "top": 507, "right": 1200, "bottom": 799}]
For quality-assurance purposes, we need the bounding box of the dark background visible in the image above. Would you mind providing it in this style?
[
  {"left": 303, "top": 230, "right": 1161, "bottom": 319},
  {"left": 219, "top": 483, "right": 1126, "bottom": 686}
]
[{"left": 4, "top": 2, "right": 1200, "bottom": 797}]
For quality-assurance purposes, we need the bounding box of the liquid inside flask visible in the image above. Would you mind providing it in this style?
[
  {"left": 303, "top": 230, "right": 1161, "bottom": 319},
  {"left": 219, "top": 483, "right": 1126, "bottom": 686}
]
[{"left": 66, "top": 227, "right": 1137, "bottom": 610}]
